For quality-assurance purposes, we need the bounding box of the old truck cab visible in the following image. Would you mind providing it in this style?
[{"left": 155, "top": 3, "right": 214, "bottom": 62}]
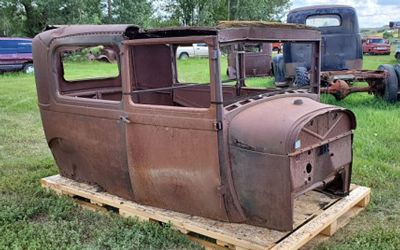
[
  {"left": 273, "top": 5, "right": 363, "bottom": 83},
  {"left": 33, "top": 23, "right": 356, "bottom": 231}
]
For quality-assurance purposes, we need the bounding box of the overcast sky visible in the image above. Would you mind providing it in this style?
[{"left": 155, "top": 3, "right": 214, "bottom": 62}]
[{"left": 290, "top": 0, "right": 400, "bottom": 28}]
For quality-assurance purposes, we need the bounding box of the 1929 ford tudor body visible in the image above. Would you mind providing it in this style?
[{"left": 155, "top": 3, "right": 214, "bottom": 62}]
[{"left": 33, "top": 22, "right": 356, "bottom": 231}]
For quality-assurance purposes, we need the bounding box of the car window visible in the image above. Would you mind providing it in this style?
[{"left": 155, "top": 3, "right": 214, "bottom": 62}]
[
  {"left": 129, "top": 43, "right": 212, "bottom": 108},
  {"left": 369, "top": 39, "right": 385, "bottom": 44},
  {"left": 177, "top": 44, "right": 210, "bottom": 84},
  {"left": 17, "top": 41, "right": 32, "bottom": 53},
  {"left": 306, "top": 15, "right": 341, "bottom": 28},
  {"left": 61, "top": 45, "right": 119, "bottom": 82},
  {"left": 196, "top": 43, "right": 208, "bottom": 47},
  {"left": 57, "top": 45, "right": 122, "bottom": 102},
  {"left": 244, "top": 44, "right": 262, "bottom": 53},
  {"left": 0, "top": 40, "right": 18, "bottom": 54}
]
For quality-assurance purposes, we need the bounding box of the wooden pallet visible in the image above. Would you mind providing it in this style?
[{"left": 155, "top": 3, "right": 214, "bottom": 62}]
[{"left": 41, "top": 175, "right": 370, "bottom": 250}]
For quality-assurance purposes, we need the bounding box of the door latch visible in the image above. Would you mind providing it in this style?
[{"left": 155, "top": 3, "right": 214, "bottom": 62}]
[{"left": 119, "top": 116, "right": 131, "bottom": 124}]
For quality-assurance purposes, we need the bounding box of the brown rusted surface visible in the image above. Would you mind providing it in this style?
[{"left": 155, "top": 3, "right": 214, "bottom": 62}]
[
  {"left": 33, "top": 23, "right": 355, "bottom": 231},
  {"left": 320, "top": 70, "right": 388, "bottom": 100},
  {"left": 321, "top": 80, "right": 371, "bottom": 100},
  {"left": 321, "top": 70, "right": 387, "bottom": 82},
  {"left": 227, "top": 43, "right": 272, "bottom": 79}
]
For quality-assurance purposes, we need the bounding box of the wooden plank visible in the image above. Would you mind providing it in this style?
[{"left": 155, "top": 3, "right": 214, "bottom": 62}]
[
  {"left": 41, "top": 175, "right": 370, "bottom": 250},
  {"left": 271, "top": 186, "right": 370, "bottom": 250}
]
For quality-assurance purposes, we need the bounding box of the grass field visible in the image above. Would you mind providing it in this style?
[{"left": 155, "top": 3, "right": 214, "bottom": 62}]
[{"left": 1, "top": 54, "right": 399, "bottom": 249}]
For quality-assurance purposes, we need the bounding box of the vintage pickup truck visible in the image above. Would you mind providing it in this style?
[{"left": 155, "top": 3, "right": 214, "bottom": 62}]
[
  {"left": 176, "top": 43, "right": 209, "bottom": 59},
  {"left": 272, "top": 5, "right": 400, "bottom": 102},
  {"left": 33, "top": 22, "right": 356, "bottom": 231}
]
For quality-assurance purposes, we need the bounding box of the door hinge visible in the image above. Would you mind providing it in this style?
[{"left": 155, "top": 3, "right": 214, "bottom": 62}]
[
  {"left": 214, "top": 121, "right": 223, "bottom": 131},
  {"left": 119, "top": 116, "right": 131, "bottom": 124},
  {"left": 217, "top": 185, "right": 226, "bottom": 195}
]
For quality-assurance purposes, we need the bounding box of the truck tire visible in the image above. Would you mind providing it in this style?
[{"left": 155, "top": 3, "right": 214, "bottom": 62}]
[
  {"left": 396, "top": 53, "right": 400, "bottom": 63},
  {"left": 23, "top": 63, "right": 34, "bottom": 74},
  {"left": 394, "top": 64, "right": 400, "bottom": 92},
  {"left": 378, "top": 64, "right": 398, "bottom": 102},
  {"left": 294, "top": 67, "right": 310, "bottom": 87},
  {"left": 179, "top": 52, "right": 189, "bottom": 60}
]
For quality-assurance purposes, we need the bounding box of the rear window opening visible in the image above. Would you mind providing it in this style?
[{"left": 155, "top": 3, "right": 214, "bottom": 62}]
[{"left": 306, "top": 15, "right": 341, "bottom": 27}]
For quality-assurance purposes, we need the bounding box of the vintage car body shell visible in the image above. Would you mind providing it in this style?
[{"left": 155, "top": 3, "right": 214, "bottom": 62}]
[{"left": 33, "top": 23, "right": 356, "bottom": 231}]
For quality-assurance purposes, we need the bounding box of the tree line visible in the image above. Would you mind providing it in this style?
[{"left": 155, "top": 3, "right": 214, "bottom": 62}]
[{"left": 0, "top": 0, "right": 290, "bottom": 37}]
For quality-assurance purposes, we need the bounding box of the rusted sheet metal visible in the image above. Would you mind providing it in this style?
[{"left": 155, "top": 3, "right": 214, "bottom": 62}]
[
  {"left": 320, "top": 70, "right": 388, "bottom": 100},
  {"left": 321, "top": 80, "right": 371, "bottom": 100},
  {"left": 321, "top": 70, "right": 387, "bottom": 82},
  {"left": 33, "top": 23, "right": 355, "bottom": 232},
  {"left": 227, "top": 43, "right": 273, "bottom": 79}
]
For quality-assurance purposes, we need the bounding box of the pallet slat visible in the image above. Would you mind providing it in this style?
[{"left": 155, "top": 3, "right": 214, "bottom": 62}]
[{"left": 41, "top": 175, "right": 370, "bottom": 250}]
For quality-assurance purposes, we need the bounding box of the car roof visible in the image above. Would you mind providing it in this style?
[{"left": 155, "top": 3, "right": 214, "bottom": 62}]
[
  {"left": 0, "top": 37, "right": 32, "bottom": 41},
  {"left": 289, "top": 5, "right": 356, "bottom": 14},
  {"left": 35, "top": 24, "right": 140, "bottom": 47},
  {"left": 128, "top": 21, "right": 320, "bottom": 43}
]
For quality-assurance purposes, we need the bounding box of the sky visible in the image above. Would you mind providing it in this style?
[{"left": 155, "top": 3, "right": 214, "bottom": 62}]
[{"left": 291, "top": 0, "right": 400, "bottom": 28}]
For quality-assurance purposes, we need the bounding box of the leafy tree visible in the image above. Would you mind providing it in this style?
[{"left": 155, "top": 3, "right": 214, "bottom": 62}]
[
  {"left": 0, "top": 0, "right": 290, "bottom": 37},
  {"left": 102, "top": 0, "right": 153, "bottom": 28},
  {"left": 383, "top": 31, "right": 393, "bottom": 40},
  {"left": 161, "top": 0, "right": 290, "bottom": 26}
]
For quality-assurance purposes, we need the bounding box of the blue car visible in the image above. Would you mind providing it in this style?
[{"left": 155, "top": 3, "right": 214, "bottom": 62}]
[{"left": 0, "top": 38, "right": 34, "bottom": 73}]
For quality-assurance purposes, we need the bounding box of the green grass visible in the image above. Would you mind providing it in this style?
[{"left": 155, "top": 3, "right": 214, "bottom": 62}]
[
  {"left": 177, "top": 56, "right": 275, "bottom": 87},
  {"left": 1, "top": 54, "right": 400, "bottom": 249},
  {"left": 63, "top": 61, "right": 119, "bottom": 81}
]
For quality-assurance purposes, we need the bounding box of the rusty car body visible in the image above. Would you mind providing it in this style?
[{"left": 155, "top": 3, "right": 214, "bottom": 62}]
[{"left": 33, "top": 22, "right": 356, "bottom": 231}]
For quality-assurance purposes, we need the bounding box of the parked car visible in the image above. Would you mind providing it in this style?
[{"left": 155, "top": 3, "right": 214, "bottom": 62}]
[
  {"left": 87, "top": 45, "right": 118, "bottom": 63},
  {"left": 176, "top": 43, "right": 209, "bottom": 59},
  {"left": 33, "top": 23, "right": 355, "bottom": 231},
  {"left": 362, "top": 37, "right": 391, "bottom": 55},
  {"left": 395, "top": 45, "right": 400, "bottom": 62},
  {"left": 272, "top": 42, "right": 282, "bottom": 52},
  {"left": 0, "top": 38, "right": 34, "bottom": 73}
]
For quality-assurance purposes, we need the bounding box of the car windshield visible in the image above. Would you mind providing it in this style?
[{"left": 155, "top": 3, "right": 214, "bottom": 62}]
[{"left": 370, "top": 39, "right": 385, "bottom": 44}]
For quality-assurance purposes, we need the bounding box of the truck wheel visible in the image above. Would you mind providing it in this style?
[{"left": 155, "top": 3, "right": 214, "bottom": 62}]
[
  {"left": 294, "top": 67, "right": 310, "bottom": 87},
  {"left": 394, "top": 64, "right": 400, "bottom": 92},
  {"left": 378, "top": 64, "right": 398, "bottom": 102},
  {"left": 23, "top": 63, "right": 34, "bottom": 74},
  {"left": 179, "top": 52, "right": 189, "bottom": 60}
]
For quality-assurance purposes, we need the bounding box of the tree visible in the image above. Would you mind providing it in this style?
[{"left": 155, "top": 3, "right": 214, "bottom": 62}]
[
  {"left": 161, "top": 0, "right": 290, "bottom": 27},
  {"left": 383, "top": 31, "right": 393, "bottom": 40},
  {"left": 102, "top": 0, "right": 153, "bottom": 27}
]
